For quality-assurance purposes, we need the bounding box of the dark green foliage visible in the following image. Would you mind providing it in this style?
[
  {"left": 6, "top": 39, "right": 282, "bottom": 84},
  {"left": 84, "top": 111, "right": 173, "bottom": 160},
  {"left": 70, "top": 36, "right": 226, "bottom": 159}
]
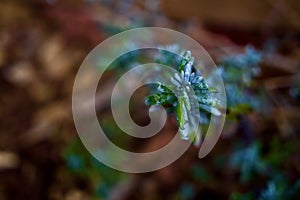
[
  {"left": 191, "top": 164, "right": 210, "bottom": 182},
  {"left": 63, "top": 138, "right": 128, "bottom": 199}
]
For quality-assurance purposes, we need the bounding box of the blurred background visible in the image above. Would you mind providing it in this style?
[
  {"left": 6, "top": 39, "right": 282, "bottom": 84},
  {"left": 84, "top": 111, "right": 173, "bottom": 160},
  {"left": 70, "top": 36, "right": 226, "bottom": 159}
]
[{"left": 0, "top": 0, "right": 300, "bottom": 199}]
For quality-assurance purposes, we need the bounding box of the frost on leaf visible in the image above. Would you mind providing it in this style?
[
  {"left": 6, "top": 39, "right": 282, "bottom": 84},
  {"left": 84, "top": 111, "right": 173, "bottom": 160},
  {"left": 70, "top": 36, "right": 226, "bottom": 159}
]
[{"left": 145, "top": 50, "right": 221, "bottom": 145}]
